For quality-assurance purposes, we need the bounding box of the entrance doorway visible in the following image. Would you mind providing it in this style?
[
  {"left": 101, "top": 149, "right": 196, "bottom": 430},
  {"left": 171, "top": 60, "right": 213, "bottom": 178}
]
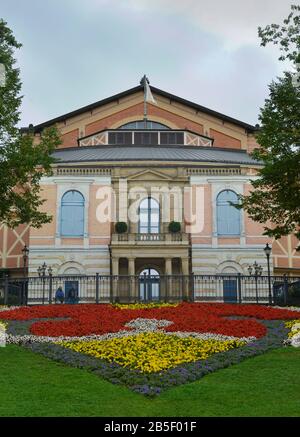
[
  {"left": 139, "top": 268, "right": 160, "bottom": 302},
  {"left": 223, "top": 278, "right": 238, "bottom": 303},
  {"left": 65, "top": 280, "right": 79, "bottom": 303}
]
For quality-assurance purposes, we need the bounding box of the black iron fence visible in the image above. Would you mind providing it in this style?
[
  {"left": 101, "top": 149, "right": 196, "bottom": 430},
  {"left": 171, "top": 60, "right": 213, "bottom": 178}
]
[{"left": 0, "top": 273, "right": 299, "bottom": 306}]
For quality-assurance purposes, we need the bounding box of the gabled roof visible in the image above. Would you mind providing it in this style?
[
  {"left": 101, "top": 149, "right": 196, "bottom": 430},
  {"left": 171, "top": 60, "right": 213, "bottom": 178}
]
[{"left": 29, "top": 84, "right": 257, "bottom": 133}]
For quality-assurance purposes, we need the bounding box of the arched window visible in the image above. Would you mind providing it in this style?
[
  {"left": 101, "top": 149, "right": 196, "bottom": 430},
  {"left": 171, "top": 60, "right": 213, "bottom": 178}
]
[
  {"left": 119, "top": 120, "right": 169, "bottom": 130},
  {"left": 139, "top": 198, "right": 160, "bottom": 234},
  {"left": 216, "top": 190, "right": 240, "bottom": 236},
  {"left": 60, "top": 190, "right": 84, "bottom": 237}
]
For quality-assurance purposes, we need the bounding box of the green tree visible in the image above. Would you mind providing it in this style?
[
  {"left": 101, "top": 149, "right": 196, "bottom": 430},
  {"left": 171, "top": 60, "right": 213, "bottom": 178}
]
[
  {"left": 0, "top": 19, "right": 61, "bottom": 228},
  {"left": 239, "top": 5, "right": 300, "bottom": 247}
]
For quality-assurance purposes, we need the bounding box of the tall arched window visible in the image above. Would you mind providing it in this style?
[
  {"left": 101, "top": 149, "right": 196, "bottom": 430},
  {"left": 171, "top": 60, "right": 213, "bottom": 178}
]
[
  {"left": 60, "top": 190, "right": 85, "bottom": 237},
  {"left": 139, "top": 198, "right": 160, "bottom": 234},
  {"left": 216, "top": 190, "right": 240, "bottom": 236},
  {"left": 119, "top": 120, "right": 169, "bottom": 130}
]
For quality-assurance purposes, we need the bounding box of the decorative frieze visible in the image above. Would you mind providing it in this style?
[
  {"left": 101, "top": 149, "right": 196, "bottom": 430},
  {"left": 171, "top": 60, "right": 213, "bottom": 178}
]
[
  {"left": 54, "top": 167, "right": 111, "bottom": 176},
  {"left": 186, "top": 167, "right": 241, "bottom": 176}
]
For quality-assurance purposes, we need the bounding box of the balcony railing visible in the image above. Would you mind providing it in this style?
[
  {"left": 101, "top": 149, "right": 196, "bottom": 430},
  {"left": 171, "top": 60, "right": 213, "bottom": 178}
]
[
  {"left": 111, "top": 232, "right": 189, "bottom": 244},
  {"left": 78, "top": 129, "right": 213, "bottom": 148}
]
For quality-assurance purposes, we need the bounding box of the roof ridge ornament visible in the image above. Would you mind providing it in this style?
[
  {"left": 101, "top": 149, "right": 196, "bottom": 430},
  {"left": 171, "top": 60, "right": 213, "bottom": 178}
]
[
  {"left": 140, "top": 75, "right": 156, "bottom": 129},
  {"left": 140, "top": 74, "right": 150, "bottom": 86}
]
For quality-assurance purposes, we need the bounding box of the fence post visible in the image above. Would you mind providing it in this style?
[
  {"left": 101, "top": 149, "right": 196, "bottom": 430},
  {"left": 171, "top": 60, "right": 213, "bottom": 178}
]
[
  {"left": 4, "top": 275, "right": 9, "bottom": 305},
  {"left": 48, "top": 273, "right": 53, "bottom": 304},
  {"left": 109, "top": 276, "right": 113, "bottom": 303},
  {"left": 143, "top": 272, "right": 147, "bottom": 303},
  {"left": 137, "top": 275, "right": 141, "bottom": 303},
  {"left": 24, "top": 278, "right": 28, "bottom": 306},
  {"left": 283, "top": 274, "right": 288, "bottom": 306},
  {"left": 190, "top": 273, "right": 195, "bottom": 302},
  {"left": 165, "top": 275, "right": 169, "bottom": 303},
  {"left": 237, "top": 273, "right": 242, "bottom": 304},
  {"left": 96, "top": 273, "right": 99, "bottom": 304}
]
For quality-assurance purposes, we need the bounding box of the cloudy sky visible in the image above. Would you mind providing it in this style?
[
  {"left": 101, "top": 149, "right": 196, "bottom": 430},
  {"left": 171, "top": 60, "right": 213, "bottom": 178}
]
[{"left": 1, "top": 0, "right": 294, "bottom": 127}]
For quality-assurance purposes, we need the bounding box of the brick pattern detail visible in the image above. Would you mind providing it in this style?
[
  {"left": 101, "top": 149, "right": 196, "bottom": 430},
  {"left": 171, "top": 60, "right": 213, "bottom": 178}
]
[
  {"left": 0, "top": 224, "right": 29, "bottom": 270},
  {"left": 247, "top": 134, "right": 260, "bottom": 153},
  {"left": 210, "top": 129, "right": 241, "bottom": 149},
  {"left": 61, "top": 129, "right": 79, "bottom": 148},
  {"left": 84, "top": 103, "right": 204, "bottom": 137}
]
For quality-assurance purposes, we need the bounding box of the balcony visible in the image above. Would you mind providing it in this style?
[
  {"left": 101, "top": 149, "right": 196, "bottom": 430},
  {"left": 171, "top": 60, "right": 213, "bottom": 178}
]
[{"left": 111, "top": 232, "right": 189, "bottom": 245}]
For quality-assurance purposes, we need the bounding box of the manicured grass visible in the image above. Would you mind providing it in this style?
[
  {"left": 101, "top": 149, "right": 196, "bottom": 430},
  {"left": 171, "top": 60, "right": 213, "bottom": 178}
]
[{"left": 0, "top": 345, "right": 300, "bottom": 417}]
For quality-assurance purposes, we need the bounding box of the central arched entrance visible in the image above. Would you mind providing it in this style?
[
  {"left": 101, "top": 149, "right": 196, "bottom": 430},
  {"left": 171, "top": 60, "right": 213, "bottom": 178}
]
[{"left": 139, "top": 268, "right": 160, "bottom": 302}]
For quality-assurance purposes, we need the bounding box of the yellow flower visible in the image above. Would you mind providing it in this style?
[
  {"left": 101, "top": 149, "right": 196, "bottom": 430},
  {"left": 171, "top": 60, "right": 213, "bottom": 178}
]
[
  {"left": 285, "top": 320, "right": 300, "bottom": 338},
  {"left": 113, "top": 302, "right": 178, "bottom": 310},
  {"left": 59, "top": 333, "right": 245, "bottom": 373},
  {"left": 0, "top": 321, "right": 7, "bottom": 330}
]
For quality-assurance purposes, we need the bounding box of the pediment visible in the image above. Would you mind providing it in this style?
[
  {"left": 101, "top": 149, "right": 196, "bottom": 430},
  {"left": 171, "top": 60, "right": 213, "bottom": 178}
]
[{"left": 127, "top": 169, "right": 173, "bottom": 181}]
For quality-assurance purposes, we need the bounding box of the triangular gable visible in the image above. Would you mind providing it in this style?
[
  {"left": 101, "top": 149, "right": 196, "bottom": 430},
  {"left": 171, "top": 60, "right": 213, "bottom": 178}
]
[
  {"left": 29, "top": 84, "right": 255, "bottom": 134},
  {"left": 127, "top": 169, "right": 173, "bottom": 182}
]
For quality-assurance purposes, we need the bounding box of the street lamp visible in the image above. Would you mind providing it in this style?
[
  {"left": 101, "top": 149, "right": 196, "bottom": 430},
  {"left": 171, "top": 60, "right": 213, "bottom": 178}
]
[
  {"left": 21, "top": 245, "right": 29, "bottom": 305},
  {"left": 22, "top": 245, "right": 29, "bottom": 277},
  {"left": 38, "top": 262, "right": 47, "bottom": 278},
  {"left": 248, "top": 261, "right": 263, "bottom": 304},
  {"left": 38, "top": 262, "right": 49, "bottom": 304},
  {"left": 264, "top": 243, "right": 272, "bottom": 305},
  {"left": 247, "top": 261, "right": 263, "bottom": 277}
]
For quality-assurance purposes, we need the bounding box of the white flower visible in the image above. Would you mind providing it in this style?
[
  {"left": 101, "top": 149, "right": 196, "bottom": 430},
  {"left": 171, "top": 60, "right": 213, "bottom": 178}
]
[
  {"left": 125, "top": 318, "right": 173, "bottom": 332},
  {"left": 4, "top": 316, "right": 256, "bottom": 345},
  {"left": 290, "top": 332, "right": 300, "bottom": 348}
]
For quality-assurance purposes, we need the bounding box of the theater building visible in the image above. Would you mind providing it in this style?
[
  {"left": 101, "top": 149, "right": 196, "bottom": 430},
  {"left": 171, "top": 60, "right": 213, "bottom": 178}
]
[{"left": 1, "top": 80, "right": 299, "bottom": 293}]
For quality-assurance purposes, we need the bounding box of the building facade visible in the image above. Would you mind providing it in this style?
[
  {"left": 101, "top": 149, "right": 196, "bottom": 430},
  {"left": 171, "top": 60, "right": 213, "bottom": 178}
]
[{"left": 1, "top": 82, "right": 300, "bottom": 287}]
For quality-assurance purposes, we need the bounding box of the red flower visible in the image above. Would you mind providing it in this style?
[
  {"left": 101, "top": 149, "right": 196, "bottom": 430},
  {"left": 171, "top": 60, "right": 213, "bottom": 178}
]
[{"left": 1, "top": 302, "right": 299, "bottom": 338}]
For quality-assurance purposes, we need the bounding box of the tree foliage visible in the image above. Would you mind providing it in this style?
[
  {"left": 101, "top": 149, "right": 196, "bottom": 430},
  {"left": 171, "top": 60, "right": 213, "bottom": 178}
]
[
  {"left": 0, "top": 19, "right": 61, "bottom": 228},
  {"left": 239, "top": 5, "right": 300, "bottom": 247}
]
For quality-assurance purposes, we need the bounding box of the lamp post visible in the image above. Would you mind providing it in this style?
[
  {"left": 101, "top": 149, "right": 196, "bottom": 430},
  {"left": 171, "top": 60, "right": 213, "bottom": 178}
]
[
  {"left": 248, "top": 261, "right": 263, "bottom": 304},
  {"left": 22, "top": 245, "right": 29, "bottom": 305},
  {"left": 264, "top": 243, "right": 272, "bottom": 305},
  {"left": 38, "top": 262, "right": 52, "bottom": 304},
  {"left": 22, "top": 245, "right": 29, "bottom": 277},
  {"left": 38, "top": 262, "right": 46, "bottom": 305}
]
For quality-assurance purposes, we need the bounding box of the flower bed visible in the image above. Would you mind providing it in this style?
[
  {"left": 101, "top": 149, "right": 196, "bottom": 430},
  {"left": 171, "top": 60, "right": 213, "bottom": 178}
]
[
  {"left": 1, "top": 302, "right": 299, "bottom": 395},
  {"left": 284, "top": 319, "right": 300, "bottom": 347},
  {"left": 60, "top": 333, "right": 245, "bottom": 373},
  {"left": 1, "top": 302, "right": 299, "bottom": 338}
]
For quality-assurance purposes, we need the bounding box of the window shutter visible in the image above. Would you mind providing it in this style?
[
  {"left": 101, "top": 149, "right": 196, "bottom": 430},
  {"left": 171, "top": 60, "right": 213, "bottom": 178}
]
[
  {"left": 61, "top": 191, "right": 85, "bottom": 237},
  {"left": 217, "top": 191, "right": 240, "bottom": 236}
]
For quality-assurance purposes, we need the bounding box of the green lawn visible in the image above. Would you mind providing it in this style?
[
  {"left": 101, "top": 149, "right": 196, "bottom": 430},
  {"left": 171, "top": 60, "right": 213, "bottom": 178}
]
[{"left": 1, "top": 345, "right": 300, "bottom": 417}]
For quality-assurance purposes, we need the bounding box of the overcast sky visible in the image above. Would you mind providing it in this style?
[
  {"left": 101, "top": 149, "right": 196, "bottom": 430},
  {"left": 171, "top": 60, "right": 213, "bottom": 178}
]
[{"left": 1, "top": 0, "right": 294, "bottom": 127}]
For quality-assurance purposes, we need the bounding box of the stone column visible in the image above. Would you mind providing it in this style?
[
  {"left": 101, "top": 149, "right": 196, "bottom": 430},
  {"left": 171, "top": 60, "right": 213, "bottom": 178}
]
[
  {"left": 182, "top": 257, "right": 189, "bottom": 299},
  {"left": 112, "top": 257, "right": 119, "bottom": 302},
  {"left": 112, "top": 257, "right": 119, "bottom": 276},
  {"left": 165, "top": 257, "right": 173, "bottom": 300},
  {"left": 128, "top": 257, "right": 136, "bottom": 301}
]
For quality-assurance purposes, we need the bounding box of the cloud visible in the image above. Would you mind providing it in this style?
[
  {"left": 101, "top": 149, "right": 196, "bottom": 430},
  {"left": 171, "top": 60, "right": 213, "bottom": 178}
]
[
  {"left": 89, "top": 0, "right": 293, "bottom": 49},
  {"left": 1, "top": 0, "right": 294, "bottom": 127}
]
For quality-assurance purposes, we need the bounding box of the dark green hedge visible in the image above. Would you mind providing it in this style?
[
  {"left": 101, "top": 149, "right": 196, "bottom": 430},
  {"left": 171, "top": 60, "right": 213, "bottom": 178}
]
[
  {"left": 115, "top": 222, "right": 128, "bottom": 233},
  {"left": 168, "top": 221, "right": 181, "bottom": 233}
]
